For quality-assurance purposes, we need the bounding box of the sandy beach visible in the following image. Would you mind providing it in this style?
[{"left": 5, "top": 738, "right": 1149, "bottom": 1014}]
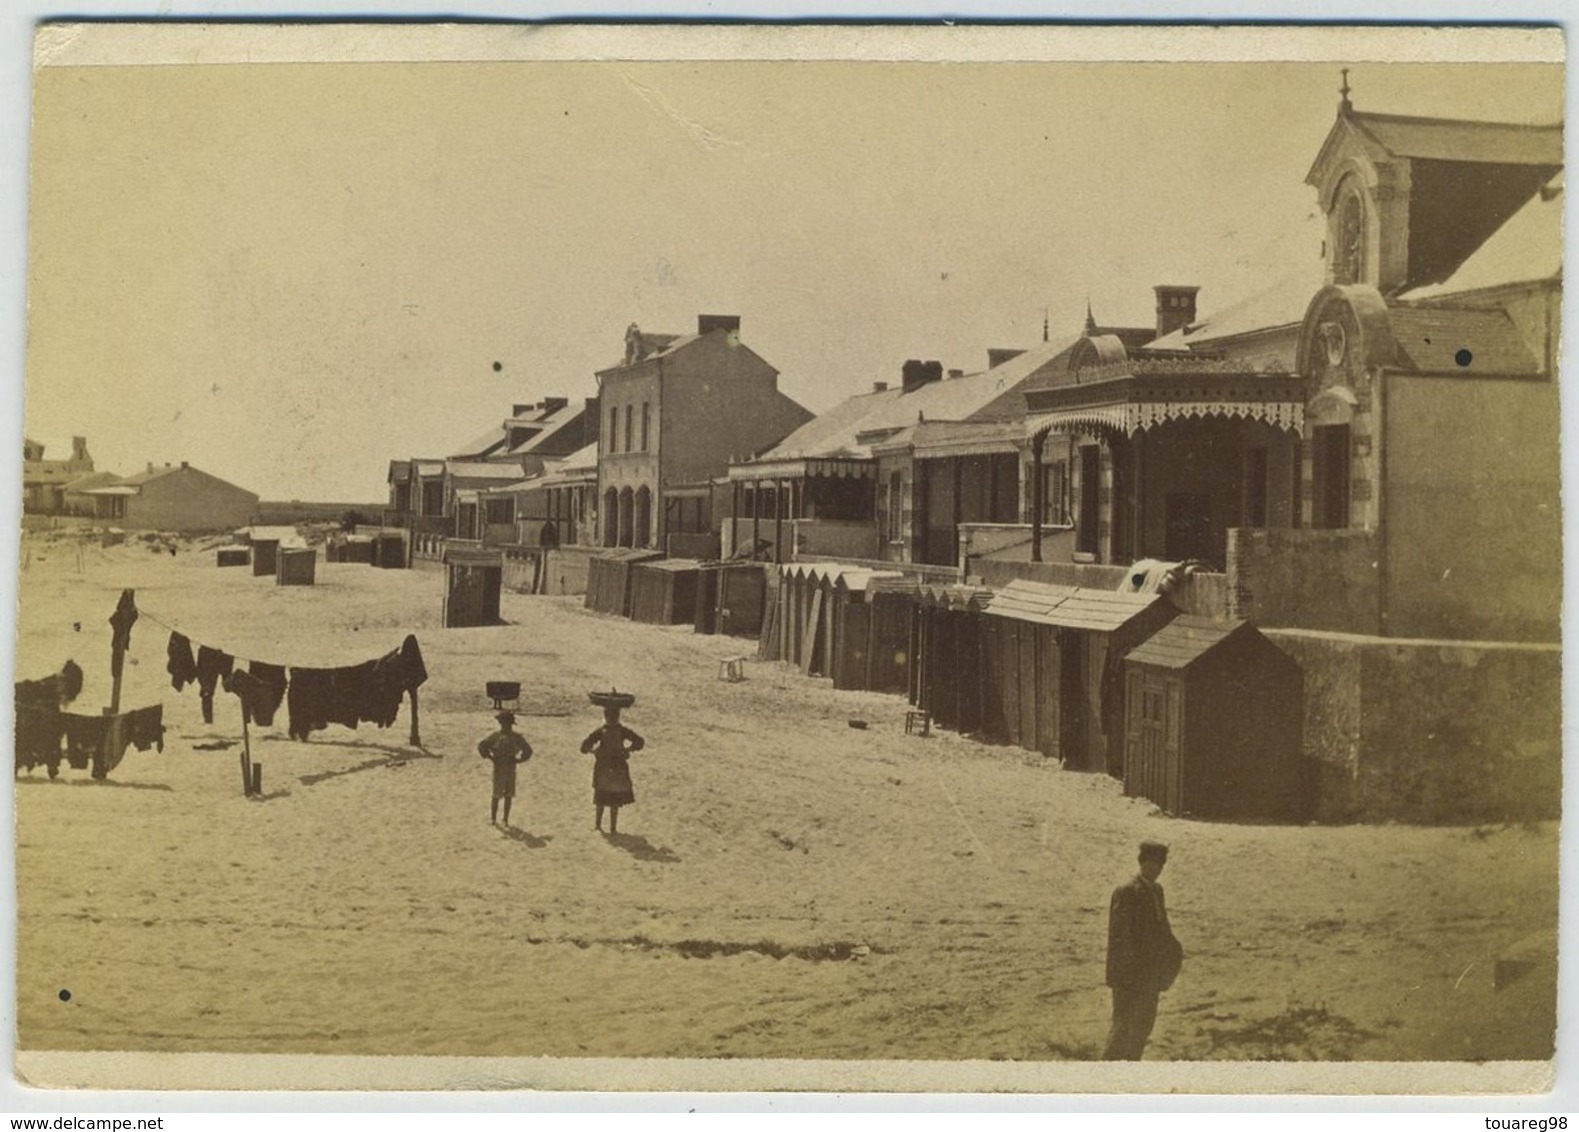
[{"left": 13, "top": 528, "right": 1557, "bottom": 1064}]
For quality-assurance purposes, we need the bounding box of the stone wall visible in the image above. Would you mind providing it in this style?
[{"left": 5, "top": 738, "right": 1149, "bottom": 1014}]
[
  {"left": 1226, "top": 527, "right": 1381, "bottom": 634},
  {"left": 1270, "top": 629, "right": 1561, "bottom": 823}
]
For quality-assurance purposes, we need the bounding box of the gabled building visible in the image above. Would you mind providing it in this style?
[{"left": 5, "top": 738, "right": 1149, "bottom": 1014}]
[
  {"left": 1289, "top": 96, "right": 1561, "bottom": 640},
  {"left": 77, "top": 461, "right": 259, "bottom": 532},
  {"left": 22, "top": 436, "right": 94, "bottom": 514},
  {"left": 597, "top": 315, "right": 811, "bottom": 551},
  {"left": 726, "top": 341, "right": 1080, "bottom": 565}
]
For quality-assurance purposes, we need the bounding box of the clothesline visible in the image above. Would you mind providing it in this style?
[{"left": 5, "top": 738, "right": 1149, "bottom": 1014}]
[{"left": 134, "top": 604, "right": 410, "bottom": 673}]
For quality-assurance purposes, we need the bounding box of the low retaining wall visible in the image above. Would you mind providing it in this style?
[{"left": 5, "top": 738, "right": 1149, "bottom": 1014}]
[
  {"left": 970, "top": 558, "right": 1229, "bottom": 620},
  {"left": 1270, "top": 629, "right": 1561, "bottom": 824}
]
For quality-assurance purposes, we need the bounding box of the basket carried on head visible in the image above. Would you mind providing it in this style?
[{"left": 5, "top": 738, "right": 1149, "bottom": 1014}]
[
  {"left": 487, "top": 681, "right": 521, "bottom": 710},
  {"left": 588, "top": 688, "right": 636, "bottom": 709}
]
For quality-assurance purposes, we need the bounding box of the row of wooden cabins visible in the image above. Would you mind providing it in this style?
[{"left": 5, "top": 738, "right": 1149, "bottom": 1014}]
[{"left": 577, "top": 543, "right": 1304, "bottom": 821}]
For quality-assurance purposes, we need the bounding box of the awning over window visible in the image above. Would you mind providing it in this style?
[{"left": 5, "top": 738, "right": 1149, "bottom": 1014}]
[
  {"left": 1026, "top": 398, "right": 1304, "bottom": 441},
  {"left": 728, "top": 457, "right": 876, "bottom": 482}
]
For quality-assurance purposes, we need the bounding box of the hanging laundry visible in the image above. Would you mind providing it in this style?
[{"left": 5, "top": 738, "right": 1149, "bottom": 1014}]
[
  {"left": 286, "top": 661, "right": 378, "bottom": 740},
  {"left": 224, "top": 664, "right": 288, "bottom": 728},
  {"left": 167, "top": 632, "right": 198, "bottom": 691},
  {"left": 61, "top": 712, "right": 108, "bottom": 771},
  {"left": 107, "top": 590, "right": 138, "bottom": 690},
  {"left": 14, "top": 662, "right": 83, "bottom": 778},
  {"left": 91, "top": 704, "right": 164, "bottom": 780},
  {"left": 365, "top": 635, "right": 428, "bottom": 727},
  {"left": 195, "top": 646, "right": 234, "bottom": 725}
]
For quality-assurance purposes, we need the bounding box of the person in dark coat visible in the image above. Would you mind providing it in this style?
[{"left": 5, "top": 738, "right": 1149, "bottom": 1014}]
[
  {"left": 478, "top": 711, "right": 533, "bottom": 826},
  {"left": 1104, "top": 839, "right": 1184, "bottom": 1060},
  {"left": 580, "top": 704, "right": 644, "bottom": 834}
]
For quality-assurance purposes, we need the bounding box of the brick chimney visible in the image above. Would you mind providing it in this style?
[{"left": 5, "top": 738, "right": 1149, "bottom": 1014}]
[
  {"left": 71, "top": 436, "right": 88, "bottom": 461},
  {"left": 873, "top": 381, "right": 889, "bottom": 393},
  {"left": 698, "top": 314, "right": 741, "bottom": 336},
  {"left": 901, "top": 360, "right": 944, "bottom": 393},
  {"left": 540, "top": 396, "right": 568, "bottom": 414},
  {"left": 1154, "top": 285, "right": 1200, "bottom": 339},
  {"left": 947, "top": 369, "right": 964, "bottom": 380}
]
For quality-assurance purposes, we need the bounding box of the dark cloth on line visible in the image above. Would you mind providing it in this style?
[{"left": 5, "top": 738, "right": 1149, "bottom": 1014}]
[
  {"left": 62, "top": 712, "right": 108, "bottom": 771},
  {"left": 15, "top": 676, "right": 69, "bottom": 776},
  {"left": 91, "top": 704, "right": 164, "bottom": 780},
  {"left": 195, "top": 647, "right": 234, "bottom": 725},
  {"left": 580, "top": 723, "right": 643, "bottom": 807},
  {"left": 167, "top": 632, "right": 198, "bottom": 692},
  {"left": 364, "top": 635, "right": 428, "bottom": 728},
  {"left": 286, "top": 661, "right": 376, "bottom": 740},
  {"left": 223, "top": 664, "right": 288, "bottom": 728},
  {"left": 108, "top": 590, "right": 138, "bottom": 654}
]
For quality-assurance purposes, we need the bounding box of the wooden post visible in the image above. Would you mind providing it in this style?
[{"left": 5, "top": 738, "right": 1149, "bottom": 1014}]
[
  {"left": 408, "top": 686, "right": 422, "bottom": 747},
  {"left": 773, "top": 480, "right": 784, "bottom": 565},
  {"left": 239, "top": 712, "right": 254, "bottom": 797},
  {"left": 1030, "top": 432, "right": 1046, "bottom": 563},
  {"left": 251, "top": 762, "right": 263, "bottom": 796}
]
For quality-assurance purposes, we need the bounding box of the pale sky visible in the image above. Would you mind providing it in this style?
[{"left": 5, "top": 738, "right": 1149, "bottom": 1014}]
[{"left": 21, "top": 48, "right": 1563, "bottom": 501}]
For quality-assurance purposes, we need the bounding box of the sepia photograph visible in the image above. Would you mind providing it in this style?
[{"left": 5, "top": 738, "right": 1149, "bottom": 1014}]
[{"left": 5, "top": 20, "right": 1567, "bottom": 1099}]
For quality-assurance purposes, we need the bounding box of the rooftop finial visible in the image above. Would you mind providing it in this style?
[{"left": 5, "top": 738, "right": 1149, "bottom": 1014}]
[
  {"left": 1084, "top": 299, "right": 1098, "bottom": 335},
  {"left": 1043, "top": 307, "right": 1050, "bottom": 343},
  {"left": 1339, "top": 67, "right": 1352, "bottom": 114}
]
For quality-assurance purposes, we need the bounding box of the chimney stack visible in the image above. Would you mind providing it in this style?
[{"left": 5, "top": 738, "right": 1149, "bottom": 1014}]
[
  {"left": 1154, "top": 285, "right": 1200, "bottom": 340},
  {"left": 947, "top": 369, "right": 964, "bottom": 380},
  {"left": 697, "top": 314, "right": 741, "bottom": 336},
  {"left": 901, "top": 359, "right": 945, "bottom": 393},
  {"left": 180, "top": 460, "right": 188, "bottom": 469},
  {"left": 873, "top": 381, "right": 889, "bottom": 393},
  {"left": 147, "top": 462, "right": 154, "bottom": 473},
  {"left": 541, "top": 396, "right": 568, "bottom": 414}
]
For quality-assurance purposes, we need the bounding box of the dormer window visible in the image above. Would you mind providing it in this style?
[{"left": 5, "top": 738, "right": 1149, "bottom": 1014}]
[{"left": 1335, "top": 185, "right": 1366, "bottom": 285}]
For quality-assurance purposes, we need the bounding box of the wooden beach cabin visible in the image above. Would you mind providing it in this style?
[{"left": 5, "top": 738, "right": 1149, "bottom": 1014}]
[
  {"left": 443, "top": 546, "right": 504, "bottom": 628},
  {"left": 276, "top": 546, "right": 317, "bottom": 586},
  {"left": 629, "top": 558, "right": 703, "bottom": 626},
  {"left": 1122, "top": 616, "right": 1304, "bottom": 821},
  {"left": 584, "top": 548, "right": 663, "bottom": 617},
  {"left": 912, "top": 584, "right": 995, "bottom": 735},
  {"left": 980, "top": 581, "right": 1177, "bottom": 771}
]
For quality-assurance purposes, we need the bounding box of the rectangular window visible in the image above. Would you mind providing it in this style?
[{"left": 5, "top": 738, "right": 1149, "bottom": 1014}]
[
  {"left": 608, "top": 407, "right": 619, "bottom": 453},
  {"left": 1242, "top": 447, "right": 1269, "bottom": 529},
  {"left": 641, "top": 402, "right": 651, "bottom": 451},
  {"left": 624, "top": 405, "right": 634, "bottom": 453},
  {"left": 1313, "top": 424, "right": 1351, "bottom": 529},
  {"left": 1290, "top": 439, "right": 1304, "bottom": 530},
  {"left": 887, "top": 471, "right": 904, "bottom": 541},
  {"left": 1043, "top": 460, "right": 1068, "bottom": 526},
  {"left": 1076, "top": 445, "right": 1100, "bottom": 553}
]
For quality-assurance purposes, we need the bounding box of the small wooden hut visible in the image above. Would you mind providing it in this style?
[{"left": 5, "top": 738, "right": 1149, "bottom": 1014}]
[
  {"left": 980, "top": 581, "right": 1177, "bottom": 771},
  {"left": 714, "top": 563, "right": 769, "bottom": 638},
  {"left": 250, "top": 537, "right": 280, "bottom": 577},
  {"left": 1122, "top": 616, "right": 1304, "bottom": 821},
  {"left": 276, "top": 546, "right": 317, "bottom": 586},
  {"left": 630, "top": 558, "right": 703, "bottom": 626},
  {"left": 443, "top": 546, "right": 504, "bottom": 628},
  {"left": 373, "top": 533, "right": 407, "bottom": 569},
  {"left": 912, "top": 584, "right": 995, "bottom": 735},
  {"left": 216, "top": 547, "right": 249, "bottom": 568},
  {"left": 584, "top": 549, "right": 664, "bottom": 617}
]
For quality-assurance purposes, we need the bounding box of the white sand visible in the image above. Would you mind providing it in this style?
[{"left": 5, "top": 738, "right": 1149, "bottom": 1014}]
[{"left": 13, "top": 530, "right": 1557, "bottom": 1062}]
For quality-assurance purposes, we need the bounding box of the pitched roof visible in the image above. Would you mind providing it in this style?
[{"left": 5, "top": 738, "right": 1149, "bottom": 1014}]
[
  {"left": 746, "top": 336, "right": 1077, "bottom": 465},
  {"left": 1387, "top": 305, "right": 1542, "bottom": 375},
  {"left": 984, "top": 580, "right": 1169, "bottom": 632},
  {"left": 1399, "top": 172, "right": 1563, "bottom": 300},
  {"left": 117, "top": 465, "right": 184, "bottom": 486},
  {"left": 1143, "top": 267, "right": 1326, "bottom": 353},
  {"left": 1125, "top": 615, "right": 1248, "bottom": 669},
  {"left": 448, "top": 426, "right": 510, "bottom": 461},
  {"left": 444, "top": 460, "right": 530, "bottom": 481},
  {"left": 1349, "top": 110, "right": 1563, "bottom": 166},
  {"left": 869, "top": 419, "right": 1026, "bottom": 458}
]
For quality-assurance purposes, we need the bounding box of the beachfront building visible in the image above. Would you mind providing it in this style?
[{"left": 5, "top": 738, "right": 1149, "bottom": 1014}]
[
  {"left": 76, "top": 461, "right": 259, "bottom": 532},
  {"left": 597, "top": 315, "right": 811, "bottom": 552},
  {"left": 22, "top": 436, "right": 95, "bottom": 515}
]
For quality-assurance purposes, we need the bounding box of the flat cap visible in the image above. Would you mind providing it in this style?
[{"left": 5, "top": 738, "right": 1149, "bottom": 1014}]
[{"left": 1138, "top": 839, "right": 1170, "bottom": 859}]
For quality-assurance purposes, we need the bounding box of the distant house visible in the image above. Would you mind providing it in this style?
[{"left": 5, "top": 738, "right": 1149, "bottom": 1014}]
[
  {"left": 22, "top": 436, "right": 94, "bottom": 514},
  {"left": 597, "top": 315, "right": 812, "bottom": 551},
  {"left": 78, "top": 461, "right": 259, "bottom": 532}
]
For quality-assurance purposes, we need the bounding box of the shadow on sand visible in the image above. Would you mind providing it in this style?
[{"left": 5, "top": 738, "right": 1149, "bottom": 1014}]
[
  {"left": 296, "top": 746, "right": 441, "bottom": 787},
  {"left": 605, "top": 831, "right": 681, "bottom": 864},
  {"left": 16, "top": 775, "right": 174, "bottom": 792},
  {"left": 498, "top": 825, "right": 551, "bottom": 850}
]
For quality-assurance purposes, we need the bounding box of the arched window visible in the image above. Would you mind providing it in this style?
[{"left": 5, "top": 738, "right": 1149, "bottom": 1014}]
[{"left": 1334, "top": 185, "right": 1366, "bottom": 285}]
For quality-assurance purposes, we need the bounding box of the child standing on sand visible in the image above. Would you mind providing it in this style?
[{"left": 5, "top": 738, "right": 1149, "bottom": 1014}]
[
  {"left": 580, "top": 698, "right": 644, "bottom": 834},
  {"left": 478, "top": 710, "right": 533, "bottom": 826}
]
